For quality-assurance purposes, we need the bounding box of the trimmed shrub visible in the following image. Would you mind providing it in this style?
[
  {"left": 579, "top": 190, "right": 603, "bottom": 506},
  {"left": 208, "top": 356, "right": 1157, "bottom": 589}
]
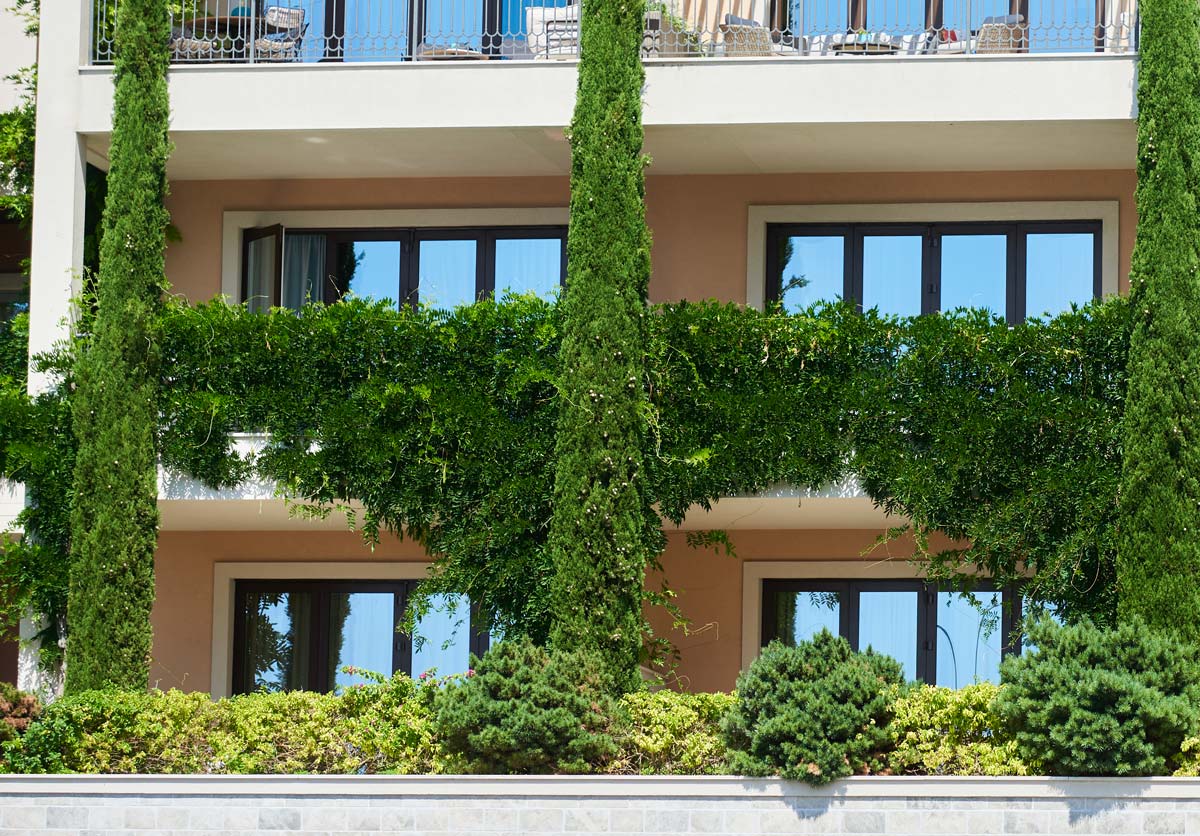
[
  {"left": 994, "top": 618, "right": 1200, "bottom": 776},
  {"left": 0, "top": 682, "right": 39, "bottom": 743},
  {"left": 722, "top": 631, "right": 903, "bottom": 785},
  {"left": 2, "top": 674, "right": 436, "bottom": 774},
  {"left": 610, "top": 690, "right": 734, "bottom": 775},
  {"left": 885, "top": 683, "right": 1027, "bottom": 776},
  {"left": 433, "top": 639, "right": 619, "bottom": 774}
]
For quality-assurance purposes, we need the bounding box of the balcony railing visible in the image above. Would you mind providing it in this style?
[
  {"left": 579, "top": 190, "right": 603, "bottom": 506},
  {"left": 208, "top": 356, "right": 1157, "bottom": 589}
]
[{"left": 89, "top": 0, "right": 1137, "bottom": 64}]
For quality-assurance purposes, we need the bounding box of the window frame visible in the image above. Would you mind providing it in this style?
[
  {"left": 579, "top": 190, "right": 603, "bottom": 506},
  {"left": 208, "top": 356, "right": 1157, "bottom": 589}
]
[
  {"left": 764, "top": 220, "right": 1102, "bottom": 324},
  {"left": 246, "top": 224, "right": 568, "bottom": 310},
  {"left": 230, "top": 578, "right": 488, "bottom": 695},
  {"left": 760, "top": 578, "right": 1021, "bottom": 685}
]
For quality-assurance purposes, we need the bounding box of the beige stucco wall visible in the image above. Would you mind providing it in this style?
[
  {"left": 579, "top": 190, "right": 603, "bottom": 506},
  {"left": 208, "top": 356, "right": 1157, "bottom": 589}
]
[
  {"left": 150, "top": 531, "right": 430, "bottom": 692},
  {"left": 164, "top": 169, "right": 1137, "bottom": 306},
  {"left": 150, "top": 527, "right": 954, "bottom": 694}
]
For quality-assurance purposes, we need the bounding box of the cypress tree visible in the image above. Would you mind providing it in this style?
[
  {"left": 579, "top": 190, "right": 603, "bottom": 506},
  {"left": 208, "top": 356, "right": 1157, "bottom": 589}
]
[
  {"left": 65, "top": 0, "right": 171, "bottom": 691},
  {"left": 547, "top": 0, "right": 658, "bottom": 691},
  {"left": 1117, "top": 0, "right": 1200, "bottom": 640}
]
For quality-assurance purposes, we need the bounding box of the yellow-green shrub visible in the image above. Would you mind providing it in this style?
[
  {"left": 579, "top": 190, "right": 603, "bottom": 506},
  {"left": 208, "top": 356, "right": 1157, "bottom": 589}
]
[
  {"left": 610, "top": 690, "right": 734, "bottom": 775},
  {"left": 884, "top": 683, "right": 1029, "bottom": 776},
  {"left": 2, "top": 674, "right": 436, "bottom": 774}
]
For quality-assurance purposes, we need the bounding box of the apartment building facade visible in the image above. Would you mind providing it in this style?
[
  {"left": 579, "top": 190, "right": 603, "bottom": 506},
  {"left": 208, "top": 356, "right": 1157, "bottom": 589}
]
[{"left": 21, "top": 0, "right": 1138, "bottom": 694}]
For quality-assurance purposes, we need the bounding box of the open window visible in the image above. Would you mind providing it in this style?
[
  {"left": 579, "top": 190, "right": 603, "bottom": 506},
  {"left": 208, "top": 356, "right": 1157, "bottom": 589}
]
[{"left": 241, "top": 225, "right": 284, "bottom": 314}]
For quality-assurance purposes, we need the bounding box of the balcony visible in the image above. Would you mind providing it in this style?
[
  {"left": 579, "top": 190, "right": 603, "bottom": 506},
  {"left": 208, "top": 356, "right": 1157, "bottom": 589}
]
[{"left": 90, "top": 0, "right": 1137, "bottom": 65}]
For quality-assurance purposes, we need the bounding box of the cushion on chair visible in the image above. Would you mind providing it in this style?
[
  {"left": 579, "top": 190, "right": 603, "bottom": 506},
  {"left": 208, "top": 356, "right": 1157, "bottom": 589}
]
[{"left": 719, "top": 22, "right": 774, "bottom": 56}]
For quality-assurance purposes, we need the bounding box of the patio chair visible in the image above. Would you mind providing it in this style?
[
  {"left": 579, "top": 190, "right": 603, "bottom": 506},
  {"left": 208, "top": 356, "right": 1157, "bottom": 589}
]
[
  {"left": 254, "top": 6, "right": 308, "bottom": 62},
  {"left": 169, "top": 25, "right": 216, "bottom": 61},
  {"left": 975, "top": 13, "right": 1025, "bottom": 53},
  {"left": 719, "top": 13, "right": 774, "bottom": 55},
  {"left": 526, "top": 2, "right": 581, "bottom": 59}
]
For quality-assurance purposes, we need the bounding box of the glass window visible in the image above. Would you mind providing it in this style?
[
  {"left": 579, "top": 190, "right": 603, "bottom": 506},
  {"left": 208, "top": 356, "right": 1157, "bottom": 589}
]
[
  {"left": 864, "top": 0, "right": 927, "bottom": 32},
  {"left": 776, "top": 235, "right": 844, "bottom": 312},
  {"left": 862, "top": 235, "right": 923, "bottom": 318},
  {"left": 244, "top": 229, "right": 280, "bottom": 314},
  {"left": 337, "top": 240, "right": 403, "bottom": 308},
  {"left": 1025, "top": 232, "right": 1095, "bottom": 318},
  {"left": 283, "top": 234, "right": 327, "bottom": 310},
  {"left": 859, "top": 590, "right": 919, "bottom": 680},
  {"left": 762, "top": 580, "right": 1017, "bottom": 686},
  {"left": 935, "top": 590, "right": 1004, "bottom": 687},
  {"left": 329, "top": 590, "right": 397, "bottom": 690},
  {"left": 494, "top": 238, "right": 562, "bottom": 300},
  {"left": 412, "top": 593, "right": 474, "bottom": 677},
  {"left": 238, "top": 590, "right": 314, "bottom": 693},
  {"left": 771, "top": 589, "right": 841, "bottom": 644},
  {"left": 233, "top": 581, "right": 486, "bottom": 695},
  {"left": 940, "top": 234, "right": 1007, "bottom": 316},
  {"left": 419, "top": 239, "right": 478, "bottom": 309}
]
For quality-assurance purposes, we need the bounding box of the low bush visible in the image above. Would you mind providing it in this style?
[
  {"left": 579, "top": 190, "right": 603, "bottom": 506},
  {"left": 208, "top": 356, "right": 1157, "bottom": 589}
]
[
  {"left": 1, "top": 673, "right": 437, "bottom": 774},
  {"left": 610, "top": 690, "right": 734, "bottom": 775},
  {"left": 433, "top": 638, "right": 619, "bottom": 774},
  {"left": 722, "top": 630, "right": 904, "bottom": 785},
  {"left": 885, "top": 683, "right": 1027, "bottom": 776},
  {"left": 994, "top": 618, "right": 1200, "bottom": 776},
  {"left": 0, "top": 682, "right": 40, "bottom": 743}
]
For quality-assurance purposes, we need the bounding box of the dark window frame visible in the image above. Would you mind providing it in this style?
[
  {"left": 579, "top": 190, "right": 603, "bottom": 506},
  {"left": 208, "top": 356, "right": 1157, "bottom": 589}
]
[
  {"left": 760, "top": 578, "right": 1021, "bottom": 685},
  {"left": 231, "top": 579, "right": 488, "bottom": 695},
  {"left": 765, "top": 220, "right": 1102, "bottom": 324},
  {"left": 244, "top": 224, "right": 568, "bottom": 310}
]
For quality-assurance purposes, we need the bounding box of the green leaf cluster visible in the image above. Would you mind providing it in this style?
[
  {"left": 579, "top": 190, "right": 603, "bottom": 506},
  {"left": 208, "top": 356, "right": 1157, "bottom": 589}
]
[
  {"left": 721, "top": 630, "right": 904, "bottom": 785},
  {"left": 1117, "top": 0, "right": 1200, "bottom": 641},
  {"left": 884, "top": 683, "right": 1027, "bottom": 776},
  {"left": 65, "top": 0, "right": 174, "bottom": 692},
  {"left": 547, "top": 0, "right": 657, "bottom": 688},
  {"left": 609, "top": 689, "right": 734, "bottom": 774},
  {"left": 994, "top": 618, "right": 1200, "bottom": 776},
  {"left": 433, "top": 638, "right": 619, "bottom": 774},
  {"left": 2, "top": 673, "right": 437, "bottom": 774}
]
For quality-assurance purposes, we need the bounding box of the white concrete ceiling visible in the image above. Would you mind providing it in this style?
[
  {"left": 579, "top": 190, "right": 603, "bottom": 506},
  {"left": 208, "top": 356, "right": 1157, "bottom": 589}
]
[{"left": 86, "top": 118, "right": 1133, "bottom": 179}]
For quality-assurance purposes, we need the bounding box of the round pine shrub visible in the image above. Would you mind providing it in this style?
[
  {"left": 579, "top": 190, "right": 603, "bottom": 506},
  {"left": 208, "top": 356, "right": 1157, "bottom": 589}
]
[
  {"left": 722, "top": 630, "right": 904, "bottom": 785},
  {"left": 994, "top": 618, "right": 1200, "bottom": 776},
  {"left": 433, "top": 638, "right": 619, "bottom": 774}
]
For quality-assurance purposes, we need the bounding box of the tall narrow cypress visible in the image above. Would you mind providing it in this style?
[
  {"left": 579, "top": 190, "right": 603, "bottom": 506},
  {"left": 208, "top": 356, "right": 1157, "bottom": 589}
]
[
  {"left": 65, "top": 0, "right": 170, "bottom": 692},
  {"left": 547, "top": 0, "right": 658, "bottom": 691},
  {"left": 1117, "top": 0, "right": 1200, "bottom": 640}
]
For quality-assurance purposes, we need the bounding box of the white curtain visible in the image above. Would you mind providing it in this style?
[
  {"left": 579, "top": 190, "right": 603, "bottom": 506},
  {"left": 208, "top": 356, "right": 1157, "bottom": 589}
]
[{"left": 282, "top": 233, "right": 327, "bottom": 310}]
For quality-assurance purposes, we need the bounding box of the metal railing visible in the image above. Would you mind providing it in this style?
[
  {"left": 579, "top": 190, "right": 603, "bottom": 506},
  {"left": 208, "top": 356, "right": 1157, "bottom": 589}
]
[{"left": 89, "top": 0, "right": 1137, "bottom": 63}]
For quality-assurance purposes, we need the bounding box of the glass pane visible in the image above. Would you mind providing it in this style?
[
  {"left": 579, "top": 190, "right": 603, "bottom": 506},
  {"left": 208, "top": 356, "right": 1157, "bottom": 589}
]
[
  {"left": 865, "top": 0, "right": 927, "bottom": 32},
  {"left": 334, "top": 240, "right": 402, "bottom": 309},
  {"left": 862, "top": 235, "right": 922, "bottom": 318},
  {"left": 940, "top": 234, "right": 1007, "bottom": 316},
  {"left": 413, "top": 593, "right": 473, "bottom": 677},
  {"left": 773, "top": 590, "right": 841, "bottom": 644},
  {"left": 494, "top": 238, "right": 562, "bottom": 300},
  {"left": 245, "top": 234, "right": 278, "bottom": 314},
  {"left": 1025, "top": 232, "right": 1095, "bottom": 318},
  {"left": 791, "top": 0, "right": 844, "bottom": 35},
  {"left": 282, "top": 234, "right": 326, "bottom": 310},
  {"left": 859, "top": 590, "right": 918, "bottom": 680},
  {"left": 935, "top": 590, "right": 1004, "bottom": 688},
  {"left": 330, "top": 591, "right": 397, "bottom": 690},
  {"left": 777, "top": 235, "right": 845, "bottom": 312},
  {"left": 1027, "top": 0, "right": 1094, "bottom": 52},
  {"left": 239, "top": 590, "right": 313, "bottom": 692},
  {"left": 420, "top": 0, "right": 485, "bottom": 50},
  {"left": 419, "top": 239, "right": 478, "bottom": 309}
]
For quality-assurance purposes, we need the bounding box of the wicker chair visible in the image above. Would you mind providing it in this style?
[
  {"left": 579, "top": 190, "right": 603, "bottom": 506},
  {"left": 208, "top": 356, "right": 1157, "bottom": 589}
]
[
  {"left": 719, "top": 14, "right": 775, "bottom": 55},
  {"left": 169, "top": 26, "right": 216, "bottom": 61},
  {"left": 254, "top": 6, "right": 308, "bottom": 61},
  {"left": 975, "top": 13, "right": 1025, "bottom": 53}
]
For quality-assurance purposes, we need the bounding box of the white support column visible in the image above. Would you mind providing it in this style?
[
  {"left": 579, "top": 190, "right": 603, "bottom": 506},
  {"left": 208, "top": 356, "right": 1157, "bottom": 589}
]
[
  {"left": 19, "top": 0, "right": 91, "bottom": 694},
  {"left": 26, "top": 0, "right": 88, "bottom": 392}
]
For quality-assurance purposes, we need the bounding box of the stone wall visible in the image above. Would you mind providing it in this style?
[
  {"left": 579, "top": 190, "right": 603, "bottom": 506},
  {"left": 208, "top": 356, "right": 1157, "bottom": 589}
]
[{"left": 2, "top": 775, "right": 1200, "bottom": 836}]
